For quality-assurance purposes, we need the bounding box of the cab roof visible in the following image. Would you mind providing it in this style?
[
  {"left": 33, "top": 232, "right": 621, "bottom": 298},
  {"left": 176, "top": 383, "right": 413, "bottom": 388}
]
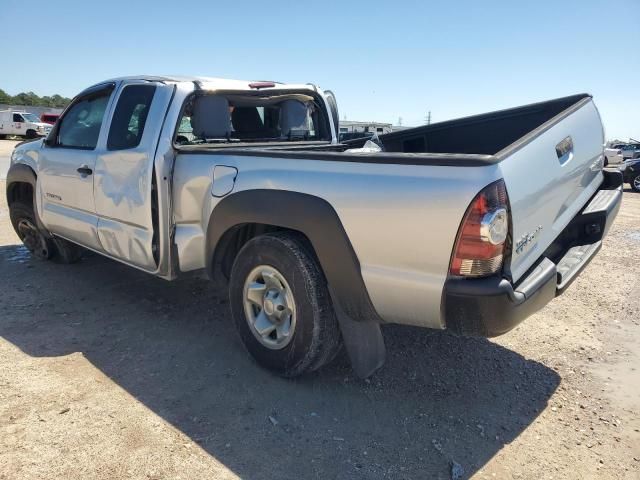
[{"left": 92, "top": 75, "right": 319, "bottom": 94}]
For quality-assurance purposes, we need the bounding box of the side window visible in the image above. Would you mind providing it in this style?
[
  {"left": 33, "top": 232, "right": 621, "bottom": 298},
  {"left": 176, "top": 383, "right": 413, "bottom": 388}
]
[
  {"left": 107, "top": 84, "right": 156, "bottom": 150},
  {"left": 13, "top": 114, "right": 23, "bottom": 122},
  {"left": 57, "top": 90, "right": 112, "bottom": 149}
]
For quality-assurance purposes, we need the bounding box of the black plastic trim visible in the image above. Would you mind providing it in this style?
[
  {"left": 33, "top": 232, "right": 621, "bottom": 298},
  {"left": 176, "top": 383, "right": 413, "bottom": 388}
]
[
  {"left": 442, "top": 171, "right": 622, "bottom": 337},
  {"left": 443, "top": 258, "right": 557, "bottom": 337},
  {"left": 178, "top": 147, "right": 497, "bottom": 167},
  {"left": 5, "top": 163, "right": 49, "bottom": 235},
  {"left": 205, "top": 189, "right": 382, "bottom": 324}
]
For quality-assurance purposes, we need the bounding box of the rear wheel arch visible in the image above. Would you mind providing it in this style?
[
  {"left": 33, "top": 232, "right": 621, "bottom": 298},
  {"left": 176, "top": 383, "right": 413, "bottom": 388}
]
[{"left": 205, "top": 189, "right": 381, "bottom": 324}]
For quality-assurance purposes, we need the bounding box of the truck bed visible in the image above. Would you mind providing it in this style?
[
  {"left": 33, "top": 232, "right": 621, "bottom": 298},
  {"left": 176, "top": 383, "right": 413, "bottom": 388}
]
[
  {"left": 177, "top": 93, "right": 592, "bottom": 166},
  {"left": 175, "top": 91, "right": 605, "bottom": 295}
]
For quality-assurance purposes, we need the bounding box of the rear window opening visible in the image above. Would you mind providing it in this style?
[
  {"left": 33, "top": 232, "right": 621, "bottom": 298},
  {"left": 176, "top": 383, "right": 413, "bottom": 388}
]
[{"left": 175, "top": 91, "right": 332, "bottom": 146}]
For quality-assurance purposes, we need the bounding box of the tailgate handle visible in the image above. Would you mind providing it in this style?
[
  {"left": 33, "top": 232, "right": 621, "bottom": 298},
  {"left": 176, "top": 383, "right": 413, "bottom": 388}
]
[{"left": 555, "top": 136, "right": 573, "bottom": 164}]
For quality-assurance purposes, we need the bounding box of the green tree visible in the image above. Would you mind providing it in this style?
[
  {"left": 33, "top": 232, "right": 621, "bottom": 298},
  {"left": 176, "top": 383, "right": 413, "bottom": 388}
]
[
  {"left": 2, "top": 88, "right": 72, "bottom": 108},
  {"left": 0, "top": 88, "right": 11, "bottom": 104},
  {"left": 50, "top": 94, "right": 70, "bottom": 108},
  {"left": 40, "top": 96, "right": 54, "bottom": 107}
]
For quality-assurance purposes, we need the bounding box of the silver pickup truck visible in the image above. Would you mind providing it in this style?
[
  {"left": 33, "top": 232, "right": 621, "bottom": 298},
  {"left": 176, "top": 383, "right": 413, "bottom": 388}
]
[{"left": 6, "top": 76, "right": 622, "bottom": 378}]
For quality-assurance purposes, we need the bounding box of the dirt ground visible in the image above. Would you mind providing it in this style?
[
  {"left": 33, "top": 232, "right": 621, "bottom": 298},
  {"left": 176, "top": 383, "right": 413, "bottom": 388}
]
[{"left": 0, "top": 162, "right": 639, "bottom": 479}]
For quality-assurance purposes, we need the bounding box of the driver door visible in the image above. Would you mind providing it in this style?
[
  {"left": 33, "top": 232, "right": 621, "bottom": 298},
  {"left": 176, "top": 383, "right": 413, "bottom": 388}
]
[{"left": 38, "top": 83, "right": 115, "bottom": 251}]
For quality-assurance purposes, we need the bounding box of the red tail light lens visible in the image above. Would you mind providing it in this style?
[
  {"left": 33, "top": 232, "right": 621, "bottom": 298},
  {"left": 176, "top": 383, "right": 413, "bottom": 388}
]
[{"left": 449, "top": 180, "right": 510, "bottom": 277}]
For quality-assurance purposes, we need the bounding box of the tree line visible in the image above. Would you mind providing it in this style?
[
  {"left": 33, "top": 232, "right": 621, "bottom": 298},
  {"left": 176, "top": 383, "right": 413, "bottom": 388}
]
[{"left": 0, "top": 88, "right": 71, "bottom": 108}]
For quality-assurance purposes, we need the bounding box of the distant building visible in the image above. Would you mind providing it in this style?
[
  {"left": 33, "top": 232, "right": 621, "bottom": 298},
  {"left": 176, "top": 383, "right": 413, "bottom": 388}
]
[{"left": 338, "top": 121, "right": 393, "bottom": 135}]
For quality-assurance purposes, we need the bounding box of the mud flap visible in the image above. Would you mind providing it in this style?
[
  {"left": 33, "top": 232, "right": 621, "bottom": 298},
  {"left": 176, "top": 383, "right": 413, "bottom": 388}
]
[{"left": 331, "top": 291, "right": 386, "bottom": 378}]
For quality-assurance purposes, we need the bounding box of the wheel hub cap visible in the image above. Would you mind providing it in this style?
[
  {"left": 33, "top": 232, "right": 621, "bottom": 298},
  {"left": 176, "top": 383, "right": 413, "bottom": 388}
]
[{"left": 243, "top": 266, "right": 296, "bottom": 350}]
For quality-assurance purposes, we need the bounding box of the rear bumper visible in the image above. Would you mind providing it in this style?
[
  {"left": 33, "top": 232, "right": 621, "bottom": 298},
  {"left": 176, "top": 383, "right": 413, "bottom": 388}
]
[{"left": 443, "top": 170, "right": 622, "bottom": 337}]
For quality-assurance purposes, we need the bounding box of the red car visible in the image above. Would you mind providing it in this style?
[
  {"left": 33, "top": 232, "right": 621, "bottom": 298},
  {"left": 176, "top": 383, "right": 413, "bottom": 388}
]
[{"left": 40, "top": 113, "right": 60, "bottom": 125}]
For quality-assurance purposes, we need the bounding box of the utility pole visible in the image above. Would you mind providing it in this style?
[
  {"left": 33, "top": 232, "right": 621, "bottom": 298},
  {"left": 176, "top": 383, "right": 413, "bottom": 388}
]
[
  {"left": 425, "top": 111, "right": 431, "bottom": 125},
  {"left": 398, "top": 116, "right": 403, "bottom": 126}
]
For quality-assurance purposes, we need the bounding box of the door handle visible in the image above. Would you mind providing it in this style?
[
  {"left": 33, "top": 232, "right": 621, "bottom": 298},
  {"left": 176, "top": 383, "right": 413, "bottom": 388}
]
[{"left": 77, "top": 165, "right": 93, "bottom": 176}]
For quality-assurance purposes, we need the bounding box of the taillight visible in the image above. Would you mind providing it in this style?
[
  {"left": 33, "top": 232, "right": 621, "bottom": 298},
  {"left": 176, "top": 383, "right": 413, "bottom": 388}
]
[{"left": 449, "top": 179, "right": 510, "bottom": 277}]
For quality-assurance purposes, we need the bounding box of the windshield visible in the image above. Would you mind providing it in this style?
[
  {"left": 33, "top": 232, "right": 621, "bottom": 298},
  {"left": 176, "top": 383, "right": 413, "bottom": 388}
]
[
  {"left": 21, "top": 113, "right": 42, "bottom": 123},
  {"left": 175, "top": 92, "right": 330, "bottom": 145}
]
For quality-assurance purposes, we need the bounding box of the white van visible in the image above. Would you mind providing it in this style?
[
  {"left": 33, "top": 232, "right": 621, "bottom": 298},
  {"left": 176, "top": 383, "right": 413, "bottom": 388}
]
[{"left": 0, "top": 110, "right": 52, "bottom": 139}]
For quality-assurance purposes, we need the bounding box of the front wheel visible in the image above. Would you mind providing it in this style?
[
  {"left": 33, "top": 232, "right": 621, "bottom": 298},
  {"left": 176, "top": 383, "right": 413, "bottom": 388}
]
[
  {"left": 229, "top": 232, "right": 342, "bottom": 377},
  {"left": 631, "top": 173, "right": 640, "bottom": 192},
  {"left": 9, "top": 202, "right": 83, "bottom": 263},
  {"left": 25, "top": 129, "right": 38, "bottom": 139}
]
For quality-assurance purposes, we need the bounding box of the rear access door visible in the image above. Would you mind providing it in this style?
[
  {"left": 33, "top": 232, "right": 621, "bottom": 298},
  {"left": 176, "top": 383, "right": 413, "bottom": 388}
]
[
  {"left": 93, "top": 80, "right": 173, "bottom": 270},
  {"left": 498, "top": 96, "right": 605, "bottom": 283}
]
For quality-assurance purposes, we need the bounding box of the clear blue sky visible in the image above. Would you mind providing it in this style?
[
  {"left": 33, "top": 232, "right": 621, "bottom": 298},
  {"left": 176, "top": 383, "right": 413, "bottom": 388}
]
[{"left": 1, "top": 0, "right": 638, "bottom": 140}]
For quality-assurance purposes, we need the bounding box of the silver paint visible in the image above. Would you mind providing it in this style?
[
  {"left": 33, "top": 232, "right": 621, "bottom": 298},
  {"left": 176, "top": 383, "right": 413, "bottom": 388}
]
[
  {"left": 211, "top": 165, "right": 238, "bottom": 197},
  {"left": 171, "top": 152, "right": 501, "bottom": 328},
  {"left": 9, "top": 77, "right": 607, "bottom": 331},
  {"left": 498, "top": 100, "right": 604, "bottom": 282}
]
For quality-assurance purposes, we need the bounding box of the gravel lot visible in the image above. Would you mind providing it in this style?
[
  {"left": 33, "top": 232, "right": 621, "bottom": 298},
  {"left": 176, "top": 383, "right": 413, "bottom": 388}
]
[{"left": 0, "top": 140, "right": 638, "bottom": 479}]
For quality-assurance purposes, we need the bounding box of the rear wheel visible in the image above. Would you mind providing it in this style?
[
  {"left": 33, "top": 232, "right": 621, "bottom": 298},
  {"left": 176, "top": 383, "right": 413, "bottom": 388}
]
[
  {"left": 229, "top": 232, "right": 342, "bottom": 377},
  {"left": 9, "top": 202, "right": 83, "bottom": 263},
  {"left": 632, "top": 174, "right": 640, "bottom": 192}
]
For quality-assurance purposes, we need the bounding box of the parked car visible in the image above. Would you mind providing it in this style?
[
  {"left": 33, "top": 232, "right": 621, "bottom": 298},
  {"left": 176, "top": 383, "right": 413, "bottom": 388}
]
[
  {"left": 604, "top": 145, "right": 624, "bottom": 166},
  {"left": 0, "top": 110, "right": 53, "bottom": 139},
  {"left": 606, "top": 143, "right": 640, "bottom": 165},
  {"left": 620, "top": 143, "right": 640, "bottom": 160},
  {"left": 620, "top": 158, "right": 640, "bottom": 192},
  {"left": 40, "top": 113, "right": 60, "bottom": 125},
  {"left": 6, "top": 77, "right": 621, "bottom": 378}
]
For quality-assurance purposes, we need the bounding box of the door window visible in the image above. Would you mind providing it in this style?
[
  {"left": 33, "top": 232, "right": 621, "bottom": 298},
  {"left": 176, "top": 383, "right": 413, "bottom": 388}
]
[
  {"left": 13, "top": 114, "right": 24, "bottom": 122},
  {"left": 107, "top": 84, "right": 156, "bottom": 150},
  {"left": 57, "top": 89, "right": 112, "bottom": 149}
]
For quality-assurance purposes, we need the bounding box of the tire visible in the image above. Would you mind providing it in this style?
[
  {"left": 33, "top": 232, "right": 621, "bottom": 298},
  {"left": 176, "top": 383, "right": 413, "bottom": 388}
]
[
  {"left": 25, "top": 129, "right": 38, "bottom": 139},
  {"left": 9, "top": 201, "right": 83, "bottom": 263},
  {"left": 631, "top": 173, "right": 640, "bottom": 193},
  {"left": 229, "top": 232, "right": 342, "bottom": 377}
]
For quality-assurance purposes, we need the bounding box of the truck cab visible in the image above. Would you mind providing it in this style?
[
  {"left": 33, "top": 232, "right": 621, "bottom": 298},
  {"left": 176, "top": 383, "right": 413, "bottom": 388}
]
[{"left": 0, "top": 110, "right": 52, "bottom": 139}]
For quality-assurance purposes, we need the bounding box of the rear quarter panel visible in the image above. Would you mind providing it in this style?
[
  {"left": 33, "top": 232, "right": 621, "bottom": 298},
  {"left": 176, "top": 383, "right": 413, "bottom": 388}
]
[{"left": 172, "top": 153, "right": 501, "bottom": 328}]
